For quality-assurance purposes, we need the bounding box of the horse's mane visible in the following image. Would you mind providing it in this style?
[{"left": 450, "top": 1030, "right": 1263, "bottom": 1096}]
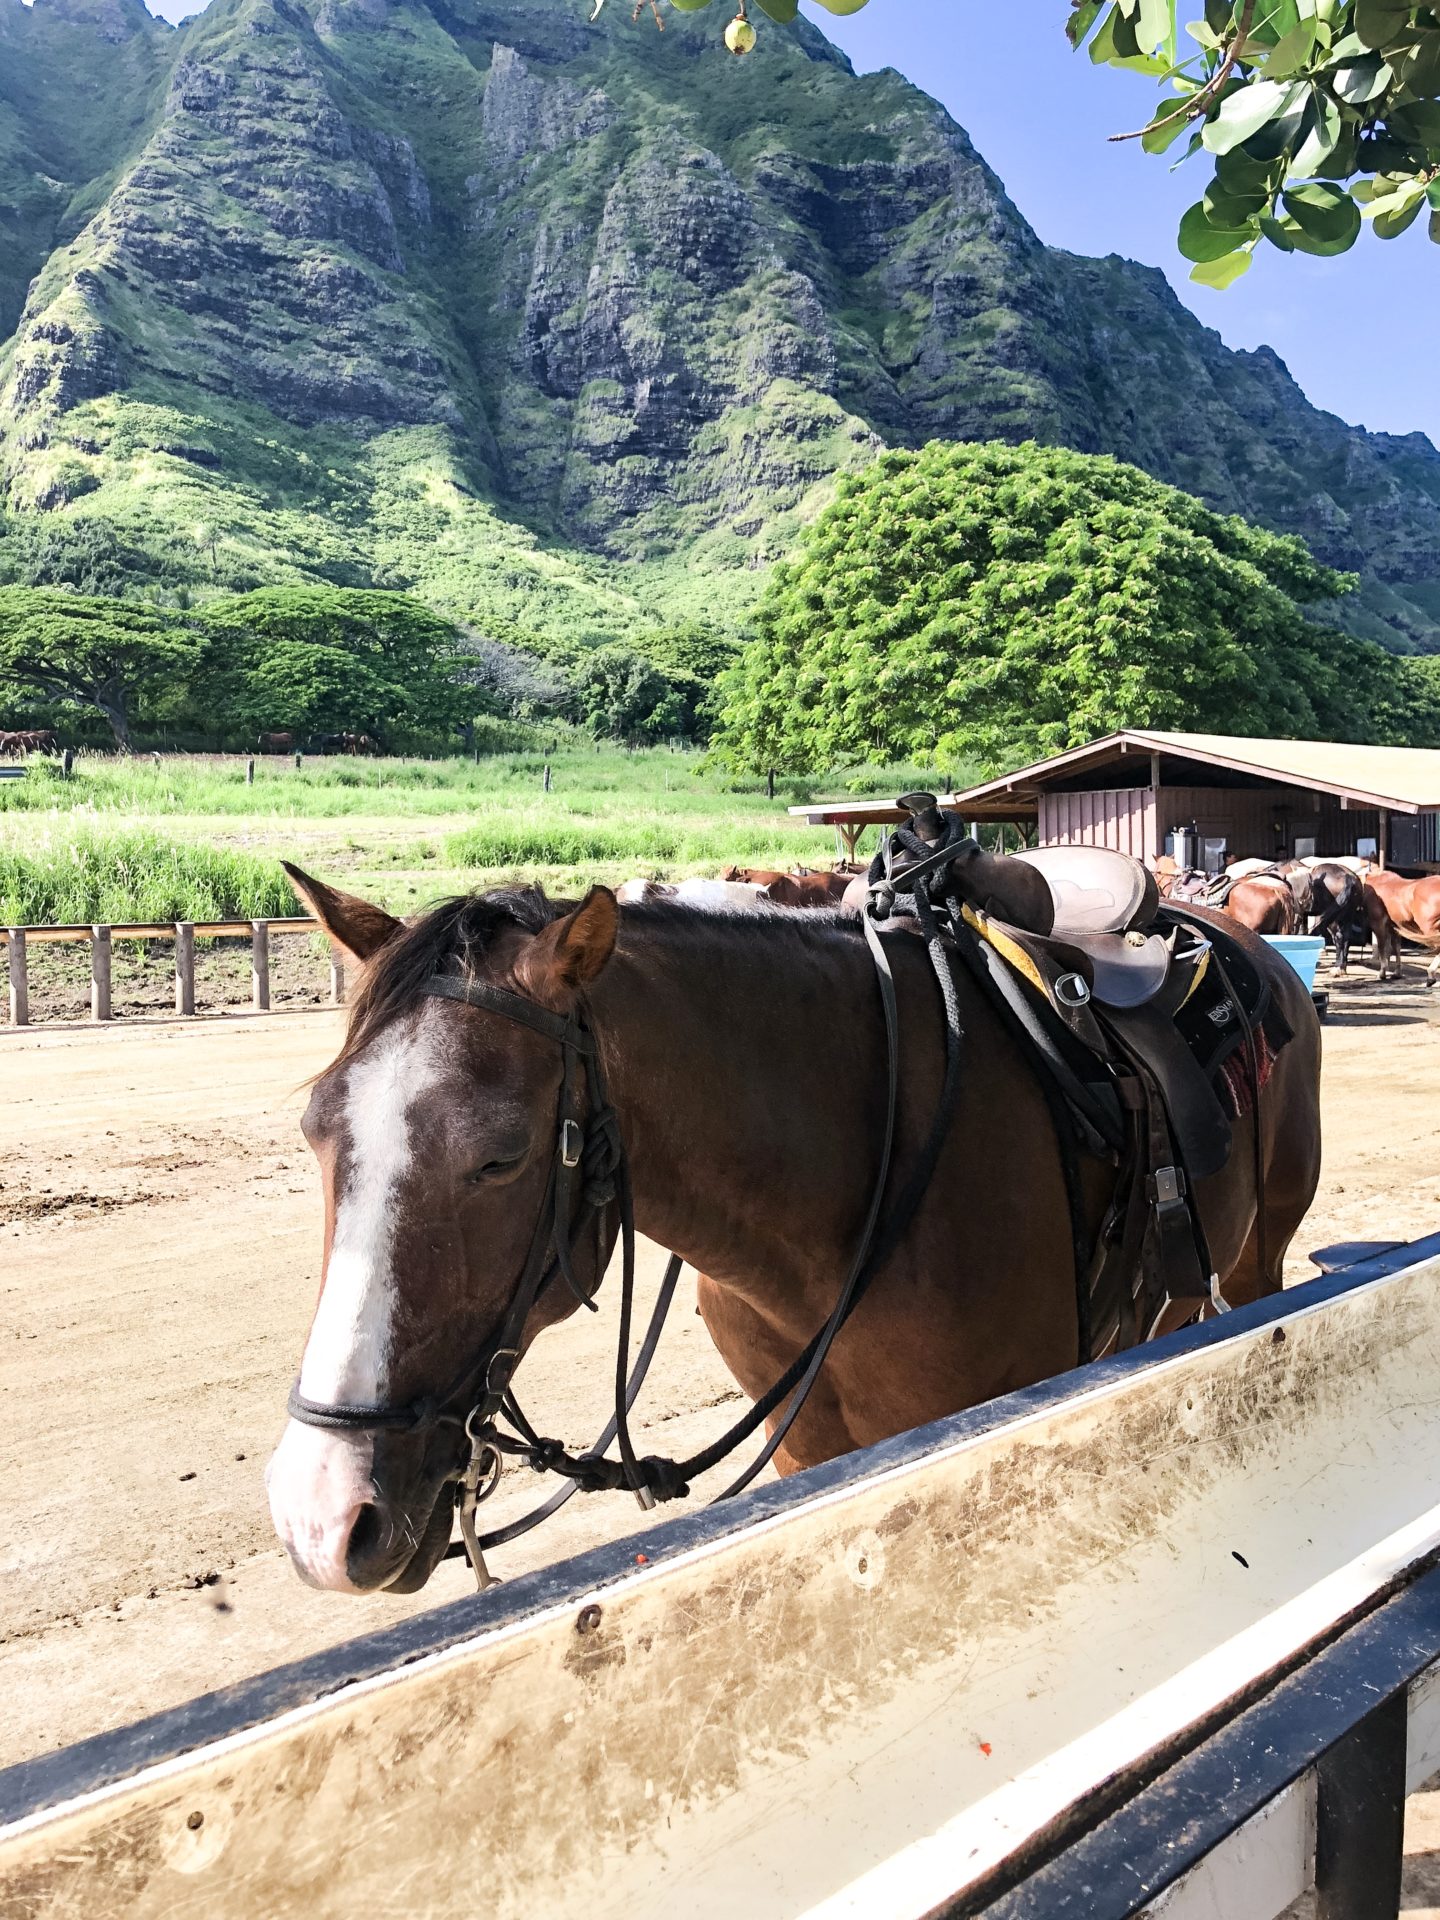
[{"left": 332, "top": 885, "right": 856, "bottom": 1075}]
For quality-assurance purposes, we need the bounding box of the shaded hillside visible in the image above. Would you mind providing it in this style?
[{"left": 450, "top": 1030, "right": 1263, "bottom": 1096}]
[{"left": 1, "top": 0, "right": 1437, "bottom": 649}]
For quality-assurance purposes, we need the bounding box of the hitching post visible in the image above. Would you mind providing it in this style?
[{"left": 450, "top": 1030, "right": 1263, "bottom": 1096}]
[
  {"left": 7, "top": 930, "right": 27, "bottom": 1027},
  {"left": 174, "top": 923, "right": 196, "bottom": 1017},
  {"left": 91, "top": 927, "right": 112, "bottom": 1022},
  {"left": 251, "top": 921, "right": 270, "bottom": 1012}
]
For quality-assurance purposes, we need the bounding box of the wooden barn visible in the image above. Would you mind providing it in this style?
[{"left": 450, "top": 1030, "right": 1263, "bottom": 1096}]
[{"left": 794, "top": 730, "right": 1440, "bottom": 874}]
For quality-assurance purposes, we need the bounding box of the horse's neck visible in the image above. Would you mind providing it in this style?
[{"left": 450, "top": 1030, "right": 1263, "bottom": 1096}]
[{"left": 591, "top": 915, "right": 882, "bottom": 1293}]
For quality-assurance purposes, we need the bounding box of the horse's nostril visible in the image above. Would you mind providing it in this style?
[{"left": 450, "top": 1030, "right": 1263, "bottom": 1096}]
[{"left": 345, "top": 1501, "right": 384, "bottom": 1568}]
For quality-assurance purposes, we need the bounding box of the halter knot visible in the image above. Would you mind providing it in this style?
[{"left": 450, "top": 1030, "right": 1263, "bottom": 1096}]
[{"left": 580, "top": 1103, "right": 624, "bottom": 1211}]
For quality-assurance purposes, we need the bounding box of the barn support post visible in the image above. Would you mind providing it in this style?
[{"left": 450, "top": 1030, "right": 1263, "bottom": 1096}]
[
  {"left": 251, "top": 921, "right": 270, "bottom": 1012},
  {"left": 1314, "top": 1688, "right": 1407, "bottom": 1920},
  {"left": 90, "top": 927, "right": 111, "bottom": 1023},
  {"left": 7, "top": 929, "right": 28, "bottom": 1027},
  {"left": 174, "top": 923, "right": 195, "bottom": 1017},
  {"left": 330, "top": 949, "right": 346, "bottom": 1006},
  {"left": 1380, "top": 807, "right": 1390, "bottom": 868}
]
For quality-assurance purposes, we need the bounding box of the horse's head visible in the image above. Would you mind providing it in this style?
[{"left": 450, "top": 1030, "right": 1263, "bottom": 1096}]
[{"left": 265, "top": 866, "right": 620, "bottom": 1594}]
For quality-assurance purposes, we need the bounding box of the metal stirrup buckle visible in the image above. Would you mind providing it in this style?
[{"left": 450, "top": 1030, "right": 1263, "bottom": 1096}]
[
  {"left": 1055, "top": 972, "right": 1091, "bottom": 1007},
  {"left": 1148, "top": 1165, "right": 1186, "bottom": 1207},
  {"left": 560, "top": 1119, "right": 583, "bottom": 1169}
]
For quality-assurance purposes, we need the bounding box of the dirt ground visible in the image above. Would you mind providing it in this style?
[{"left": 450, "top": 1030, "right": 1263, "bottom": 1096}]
[{"left": 4, "top": 959, "right": 1440, "bottom": 1902}]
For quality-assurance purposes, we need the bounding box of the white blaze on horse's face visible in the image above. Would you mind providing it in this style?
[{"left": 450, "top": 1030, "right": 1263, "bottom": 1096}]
[{"left": 266, "top": 1009, "right": 449, "bottom": 1592}]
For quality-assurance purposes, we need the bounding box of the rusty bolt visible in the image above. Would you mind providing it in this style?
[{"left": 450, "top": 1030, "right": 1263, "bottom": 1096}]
[{"left": 576, "top": 1604, "right": 603, "bottom": 1635}]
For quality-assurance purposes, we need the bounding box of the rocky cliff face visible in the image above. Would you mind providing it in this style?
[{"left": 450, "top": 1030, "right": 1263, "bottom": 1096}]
[{"left": 1, "top": 0, "right": 1437, "bottom": 647}]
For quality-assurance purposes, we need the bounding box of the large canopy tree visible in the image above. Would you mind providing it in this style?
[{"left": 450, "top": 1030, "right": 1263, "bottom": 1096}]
[
  {"left": 0, "top": 587, "right": 199, "bottom": 748},
  {"left": 1071, "top": 0, "right": 1440, "bottom": 285},
  {"left": 197, "top": 588, "right": 466, "bottom": 743},
  {"left": 713, "top": 440, "right": 1415, "bottom": 775}
]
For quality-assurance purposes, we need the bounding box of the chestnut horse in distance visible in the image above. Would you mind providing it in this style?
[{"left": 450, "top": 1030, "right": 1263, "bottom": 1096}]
[{"left": 267, "top": 872, "right": 1322, "bottom": 1595}]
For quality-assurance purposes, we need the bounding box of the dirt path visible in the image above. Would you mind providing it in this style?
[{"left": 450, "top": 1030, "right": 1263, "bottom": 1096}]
[{"left": 3, "top": 970, "right": 1440, "bottom": 1778}]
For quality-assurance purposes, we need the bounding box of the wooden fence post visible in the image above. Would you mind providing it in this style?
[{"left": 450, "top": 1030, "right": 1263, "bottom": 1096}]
[
  {"left": 174, "top": 922, "right": 195, "bottom": 1016},
  {"left": 246, "top": 758, "right": 255, "bottom": 786},
  {"left": 252, "top": 920, "right": 270, "bottom": 1012},
  {"left": 330, "top": 949, "right": 346, "bottom": 1006},
  {"left": 91, "top": 926, "right": 112, "bottom": 1023},
  {"left": 7, "top": 930, "right": 28, "bottom": 1027}
]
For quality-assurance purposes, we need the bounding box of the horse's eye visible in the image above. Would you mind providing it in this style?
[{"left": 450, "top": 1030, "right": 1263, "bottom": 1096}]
[{"left": 468, "top": 1155, "right": 523, "bottom": 1185}]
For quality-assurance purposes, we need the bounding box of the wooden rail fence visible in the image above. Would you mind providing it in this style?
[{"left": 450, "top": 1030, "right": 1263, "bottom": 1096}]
[{"left": 1, "top": 918, "right": 345, "bottom": 1026}]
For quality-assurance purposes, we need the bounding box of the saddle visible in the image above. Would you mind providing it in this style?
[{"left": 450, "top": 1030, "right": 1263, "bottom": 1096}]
[{"left": 869, "top": 799, "right": 1291, "bottom": 1359}]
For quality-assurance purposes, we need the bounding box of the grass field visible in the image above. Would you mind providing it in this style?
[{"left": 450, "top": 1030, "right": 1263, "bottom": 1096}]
[{"left": 0, "top": 745, "right": 941, "bottom": 925}]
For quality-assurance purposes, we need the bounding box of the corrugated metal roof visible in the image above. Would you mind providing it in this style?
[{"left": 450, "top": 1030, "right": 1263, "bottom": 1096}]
[{"left": 788, "top": 730, "right": 1440, "bottom": 826}]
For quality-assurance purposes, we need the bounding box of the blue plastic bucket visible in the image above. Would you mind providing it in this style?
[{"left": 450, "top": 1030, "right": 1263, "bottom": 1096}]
[{"left": 1261, "top": 935, "right": 1325, "bottom": 992}]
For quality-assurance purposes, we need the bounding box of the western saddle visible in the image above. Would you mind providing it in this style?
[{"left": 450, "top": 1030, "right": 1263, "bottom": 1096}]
[{"left": 868, "top": 797, "right": 1287, "bottom": 1359}]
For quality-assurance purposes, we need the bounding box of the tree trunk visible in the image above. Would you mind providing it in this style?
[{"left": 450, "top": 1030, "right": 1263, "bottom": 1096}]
[{"left": 94, "top": 681, "right": 131, "bottom": 751}]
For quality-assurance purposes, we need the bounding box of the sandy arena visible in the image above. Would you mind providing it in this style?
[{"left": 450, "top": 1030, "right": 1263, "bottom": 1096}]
[{"left": 5, "top": 964, "right": 1440, "bottom": 1898}]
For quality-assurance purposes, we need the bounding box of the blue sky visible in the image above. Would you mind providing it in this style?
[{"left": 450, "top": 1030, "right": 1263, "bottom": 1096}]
[{"left": 137, "top": 0, "right": 1436, "bottom": 444}]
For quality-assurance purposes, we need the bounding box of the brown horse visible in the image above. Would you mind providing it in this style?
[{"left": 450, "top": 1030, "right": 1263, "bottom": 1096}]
[
  {"left": 764, "top": 872, "right": 854, "bottom": 909},
  {"left": 266, "top": 870, "right": 1322, "bottom": 1595},
  {"left": 1365, "top": 870, "right": 1440, "bottom": 985},
  {"left": 1224, "top": 875, "right": 1298, "bottom": 936}
]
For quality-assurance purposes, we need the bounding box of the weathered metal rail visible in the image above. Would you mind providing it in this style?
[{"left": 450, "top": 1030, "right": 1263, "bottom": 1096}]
[
  {"left": 1, "top": 918, "right": 341, "bottom": 1025},
  {"left": 4, "top": 1238, "right": 1440, "bottom": 1918}
]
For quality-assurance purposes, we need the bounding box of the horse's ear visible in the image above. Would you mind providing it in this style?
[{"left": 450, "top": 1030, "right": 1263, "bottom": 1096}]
[
  {"left": 282, "top": 862, "right": 401, "bottom": 963},
  {"left": 516, "top": 888, "right": 619, "bottom": 1007}
]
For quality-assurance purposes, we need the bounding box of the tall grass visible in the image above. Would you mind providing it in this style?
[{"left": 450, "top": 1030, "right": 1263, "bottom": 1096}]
[{"left": 0, "top": 830, "right": 295, "bottom": 925}]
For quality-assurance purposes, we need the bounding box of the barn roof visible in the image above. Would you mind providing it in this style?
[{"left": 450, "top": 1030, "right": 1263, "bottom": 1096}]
[{"left": 789, "top": 730, "right": 1440, "bottom": 827}]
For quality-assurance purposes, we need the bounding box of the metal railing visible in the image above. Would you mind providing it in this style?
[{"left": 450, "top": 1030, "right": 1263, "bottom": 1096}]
[{"left": 2, "top": 918, "right": 344, "bottom": 1026}]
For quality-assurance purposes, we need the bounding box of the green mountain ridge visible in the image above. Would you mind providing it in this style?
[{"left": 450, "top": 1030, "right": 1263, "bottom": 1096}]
[{"left": 1, "top": 0, "right": 1438, "bottom": 651}]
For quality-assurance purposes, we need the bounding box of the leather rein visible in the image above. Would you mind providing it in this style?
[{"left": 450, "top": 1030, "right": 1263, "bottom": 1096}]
[{"left": 285, "top": 855, "right": 967, "bottom": 1591}]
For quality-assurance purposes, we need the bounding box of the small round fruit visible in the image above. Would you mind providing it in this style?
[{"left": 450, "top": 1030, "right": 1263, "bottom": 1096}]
[{"left": 725, "top": 15, "right": 756, "bottom": 53}]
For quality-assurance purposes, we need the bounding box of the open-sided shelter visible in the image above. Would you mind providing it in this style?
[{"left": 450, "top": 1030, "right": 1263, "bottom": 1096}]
[{"left": 791, "top": 730, "right": 1440, "bottom": 873}]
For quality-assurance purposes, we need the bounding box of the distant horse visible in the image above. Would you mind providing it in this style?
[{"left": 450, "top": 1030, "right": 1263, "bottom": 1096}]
[
  {"left": 257, "top": 731, "right": 294, "bottom": 754},
  {"left": 1365, "top": 871, "right": 1440, "bottom": 986},
  {"left": 1281, "top": 861, "right": 1365, "bottom": 973},
  {"left": 1224, "top": 875, "right": 1298, "bottom": 936},
  {"left": 265, "top": 867, "right": 1322, "bottom": 1595},
  {"left": 763, "top": 872, "right": 853, "bottom": 909},
  {"left": 0, "top": 729, "right": 55, "bottom": 756}
]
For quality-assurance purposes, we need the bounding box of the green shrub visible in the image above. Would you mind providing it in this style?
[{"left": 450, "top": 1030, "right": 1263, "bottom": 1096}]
[{"left": 0, "top": 830, "right": 294, "bottom": 925}]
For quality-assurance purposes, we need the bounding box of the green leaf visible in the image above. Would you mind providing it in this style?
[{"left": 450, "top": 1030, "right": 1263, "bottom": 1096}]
[
  {"left": 1205, "top": 178, "right": 1270, "bottom": 221},
  {"left": 1135, "top": 0, "right": 1172, "bottom": 51},
  {"left": 1142, "top": 106, "right": 1197, "bottom": 152},
  {"left": 1389, "top": 100, "right": 1440, "bottom": 145},
  {"left": 1289, "top": 89, "right": 1342, "bottom": 176},
  {"left": 1260, "top": 210, "right": 1299, "bottom": 247},
  {"left": 1215, "top": 144, "right": 1279, "bottom": 189},
  {"left": 1178, "top": 199, "right": 1260, "bottom": 257},
  {"left": 1185, "top": 17, "right": 1223, "bottom": 47},
  {"left": 1282, "top": 179, "right": 1353, "bottom": 225},
  {"left": 1263, "top": 18, "right": 1319, "bottom": 74},
  {"left": 1066, "top": 1, "right": 1106, "bottom": 47},
  {"left": 1330, "top": 53, "right": 1392, "bottom": 102},
  {"left": 1353, "top": 0, "right": 1413, "bottom": 50},
  {"left": 1431, "top": 209, "right": 1440, "bottom": 244},
  {"left": 1374, "top": 195, "right": 1425, "bottom": 237},
  {"left": 1282, "top": 181, "right": 1362, "bottom": 245},
  {"left": 753, "top": 0, "right": 798, "bottom": 17},
  {"left": 1189, "top": 246, "right": 1255, "bottom": 286},
  {"left": 1428, "top": 179, "right": 1440, "bottom": 211},
  {"left": 1202, "top": 77, "right": 1307, "bottom": 153},
  {"left": 1245, "top": 0, "right": 1301, "bottom": 49}
]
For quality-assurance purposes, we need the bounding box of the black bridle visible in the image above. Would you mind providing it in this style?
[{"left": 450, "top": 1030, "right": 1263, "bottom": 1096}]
[{"left": 286, "top": 851, "right": 969, "bottom": 1591}]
